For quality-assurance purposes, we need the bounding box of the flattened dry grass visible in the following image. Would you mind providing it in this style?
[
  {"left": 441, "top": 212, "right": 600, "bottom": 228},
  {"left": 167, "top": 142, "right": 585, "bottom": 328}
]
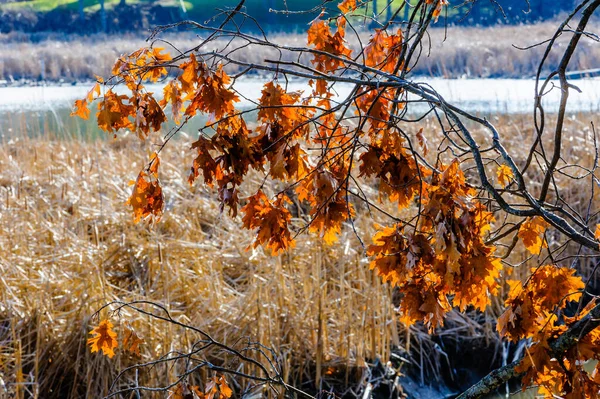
[
  {"left": 0, "top": 133, "right": 402, "bottom": 398},
  {"left": 1, "top": 110, "right": 599, "bottom": 398},
  {"left": 2, "top": 20, "right": 599, "bottom": 81}
]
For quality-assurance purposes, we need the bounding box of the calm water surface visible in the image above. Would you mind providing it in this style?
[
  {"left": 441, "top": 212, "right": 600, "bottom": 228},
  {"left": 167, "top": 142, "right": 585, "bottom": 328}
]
[{"left": 2, "top": 77, "right": 600, "bottom": 139}]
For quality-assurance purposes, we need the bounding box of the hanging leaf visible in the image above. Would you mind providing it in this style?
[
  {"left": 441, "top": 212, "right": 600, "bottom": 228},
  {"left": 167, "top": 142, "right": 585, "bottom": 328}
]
[
  {"left": 127, "top": 153, "right": 164, "bottom": 223},
  {"left": 123, "top": 327, "right": 143, "bottom": 356},
  {"left": 518, "top": 216, "right": 549, "bottom": 255},
  {"left": 496, "top": 164, "right": 514, "bottom": 186},
  {"left": 88, "top": 320, "right": 118, "bottom": 358}
]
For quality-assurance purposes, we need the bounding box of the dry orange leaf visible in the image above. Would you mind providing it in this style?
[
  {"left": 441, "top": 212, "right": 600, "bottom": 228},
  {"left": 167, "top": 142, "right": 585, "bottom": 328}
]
[
  {"left": 338, "top": 0, "right": 357, "bottom": 13},
  {"left": 518, "top": 216, "right": 549, "bottom": 255},
  {"left": 88, "top": 319, "right": 118, "bottom": 358},
  {"left": 205, "top": 375, "right": 232, "bottom": 399},
  {"left": 127, "top": 153, "right": 164, "bottom": 223},
  {"left": 71, "top": 82, "right": 101, "bottom": 120},
  {"left": 496, "top": 164, "right": 514, "bottom": 186},
  {"left": 71, "top": 99, "right": 90, "bottom": 120},
  {"left": 241, "top": 191, "right": 295, "bottom": 255}
]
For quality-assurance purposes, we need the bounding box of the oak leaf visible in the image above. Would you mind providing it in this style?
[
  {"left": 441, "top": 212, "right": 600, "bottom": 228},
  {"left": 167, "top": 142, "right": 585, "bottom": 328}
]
[
  {"left": 205, "top": 375, "right": 233, "bottom": 399},
  {"left": 364, "top": 29, "right": 403, "bottom": 73},
  {"left": 185, "top": 65, "right": 238, "bottom": 120},
  {"left": 496, "top": 164, "right": 514, "bottom": 186},
  {"left": 127, "top": 153, "right": 164, "bottom": 223},
  {"left": 71, "top": 82, "right": 101, "bottom": 120},
  {"left": 338, "top": 0, "right": 357, "bottom": 13},
  {"left": 88, "top": 319, "right": 118, "bottom": 358},
  {"left": 518, "top": 216, "right": 549, "bottom": 255},
  {"left": 123, "top": 327, "right": 143, "bottom": 356},
  {"left": 71, "top": 99, "right": 90, "bottom": 120},
  {"left": 161, "top": 80, "right": 184, "bottom": 124},
  {"left": 97, "top": 90, "right": 134, "bottom": 134},
  {"left": 143, "top": 47, "right": 172, "bottom": 82},
  {"left": 241, "top": 191, "right": 295, "bottom": 255},
  {"left": 307, "top": 19, "right": 352, "bottom": 73}
]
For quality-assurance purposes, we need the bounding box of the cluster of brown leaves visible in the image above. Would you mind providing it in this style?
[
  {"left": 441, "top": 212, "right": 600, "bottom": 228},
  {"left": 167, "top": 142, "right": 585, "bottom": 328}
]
[
  {"left": 364, "top": 29, "right": 403, "bottom": 74},
  {"left": 496, "top": 265, "right": 600, "bottom": 398},
  {"left": 241, "top": 191, "right": 294, "bottom": 254},
  {"left": 367, "top": 160, "right": 502, "bottom": 329},
  {"left": 74, "top": 5, "right": 497, "bottom": 331},
  {"left": 497, "top": 265, "right": 584, "bottom": 341},
  {"left": 168, "top": 376, "right": 233, "bottom": 399},
  {"left": 127, "top": 152, "right": 164, "bottom": 223},
  {"left": 88, "top": 320, "right": 143, "bottom": 358},
  {"left": 307, "top": 16, "right": 352, "bottom": 74},
  {"left": 359, "top": 130, "right": 425, "bottom": 209},
  {"left": 73, "top": 47, "right": 172, "bottom": 139}
]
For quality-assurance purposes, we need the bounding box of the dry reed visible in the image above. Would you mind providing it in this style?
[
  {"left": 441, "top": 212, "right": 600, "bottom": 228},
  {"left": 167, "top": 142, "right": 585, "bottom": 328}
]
[
  {"left": 2, "top": 20, "right": 599, "bottom": 82},
  {"left": 0, "top": 110, "right": 598, "bottom": 398},
  {"left": 0, "top": 132, "right": 404, "bottom": 398}
]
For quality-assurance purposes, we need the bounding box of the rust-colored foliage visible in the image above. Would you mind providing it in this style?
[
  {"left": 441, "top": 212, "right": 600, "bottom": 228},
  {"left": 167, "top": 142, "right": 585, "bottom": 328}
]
[
  {"left": 127, "top": 153, "right": 164, "bottom": 222},
  {"left": 519, "top": 216, "right": 549, "bottom": 255},
  {"left": 205, "top": 375, "right": 233, "bottom": 399},
  {"left": 494, "top": 265, "right": 600, "bottom": 398},
  {"left": 307, "top": 17, "right": 352, "bottom": 73},
  {"left": 497, "top": 265, "right": 584, "bottom": 341},
  {"left": 496, "top": 164, "right": 514, "bottom": 186},
  {"left": 241, "top": 190, "right": 295, "bottom": 255},
  {"left": 122, "top": 327, "right": 143, "bottom": 356},
  {"left": 71, "top": 83, "right": 101, "bottom": 120},
  {"left": 359, "top": 130, "right": 426, "bottom": 209},
  {"left": 88, "top": 320, "right": 118, "bottom": 358},
  {"left": 367, "top": 161, "right": 502, "bottom": 330},
  {"left": 337, "top": 0, "right": 358, "bottom": 13},
  {"left": 365, "top": 29, "right": 404, "bottom": 74},
  {"left": 97, "top": 90, "right": 135, "bottom": 134}
]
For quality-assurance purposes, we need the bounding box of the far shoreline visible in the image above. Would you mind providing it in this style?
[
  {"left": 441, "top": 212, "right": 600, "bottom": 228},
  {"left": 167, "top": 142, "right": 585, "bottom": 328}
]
[{"left": 2, "top": 21, "right": 599, "bottom": 82}]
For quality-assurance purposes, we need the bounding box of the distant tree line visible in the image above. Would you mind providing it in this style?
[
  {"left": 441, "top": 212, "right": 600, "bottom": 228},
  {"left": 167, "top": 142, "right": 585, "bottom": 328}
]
[
  {"left": 0, "top": 0, "right": 587, "bottom": 34},
  {"left": 455, "top": 0, "right": 580, "bottom": 25}
]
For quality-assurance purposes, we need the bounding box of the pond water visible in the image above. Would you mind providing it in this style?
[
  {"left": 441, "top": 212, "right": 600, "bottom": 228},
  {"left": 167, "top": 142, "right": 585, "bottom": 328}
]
[{"left": 2, "top": 77, "right": 600, "bottom": 140}]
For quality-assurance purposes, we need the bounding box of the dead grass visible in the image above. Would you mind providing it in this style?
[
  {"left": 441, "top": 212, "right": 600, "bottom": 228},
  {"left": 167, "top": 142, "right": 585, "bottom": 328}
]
[
  {"left": 2, "top": 21, "right": 599, "bottom": 81},
  {"left": 415, "top": 22, "right": 600, "bottom": 78},
  {"left": 0, "top": 32, "right": 308, "bottom": 82},
  {"left": 0, "top": 132, "right": 405, "bottom": 398},
  {"left": 0, "top": 110, "right": 599, "bottom": 398}
]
